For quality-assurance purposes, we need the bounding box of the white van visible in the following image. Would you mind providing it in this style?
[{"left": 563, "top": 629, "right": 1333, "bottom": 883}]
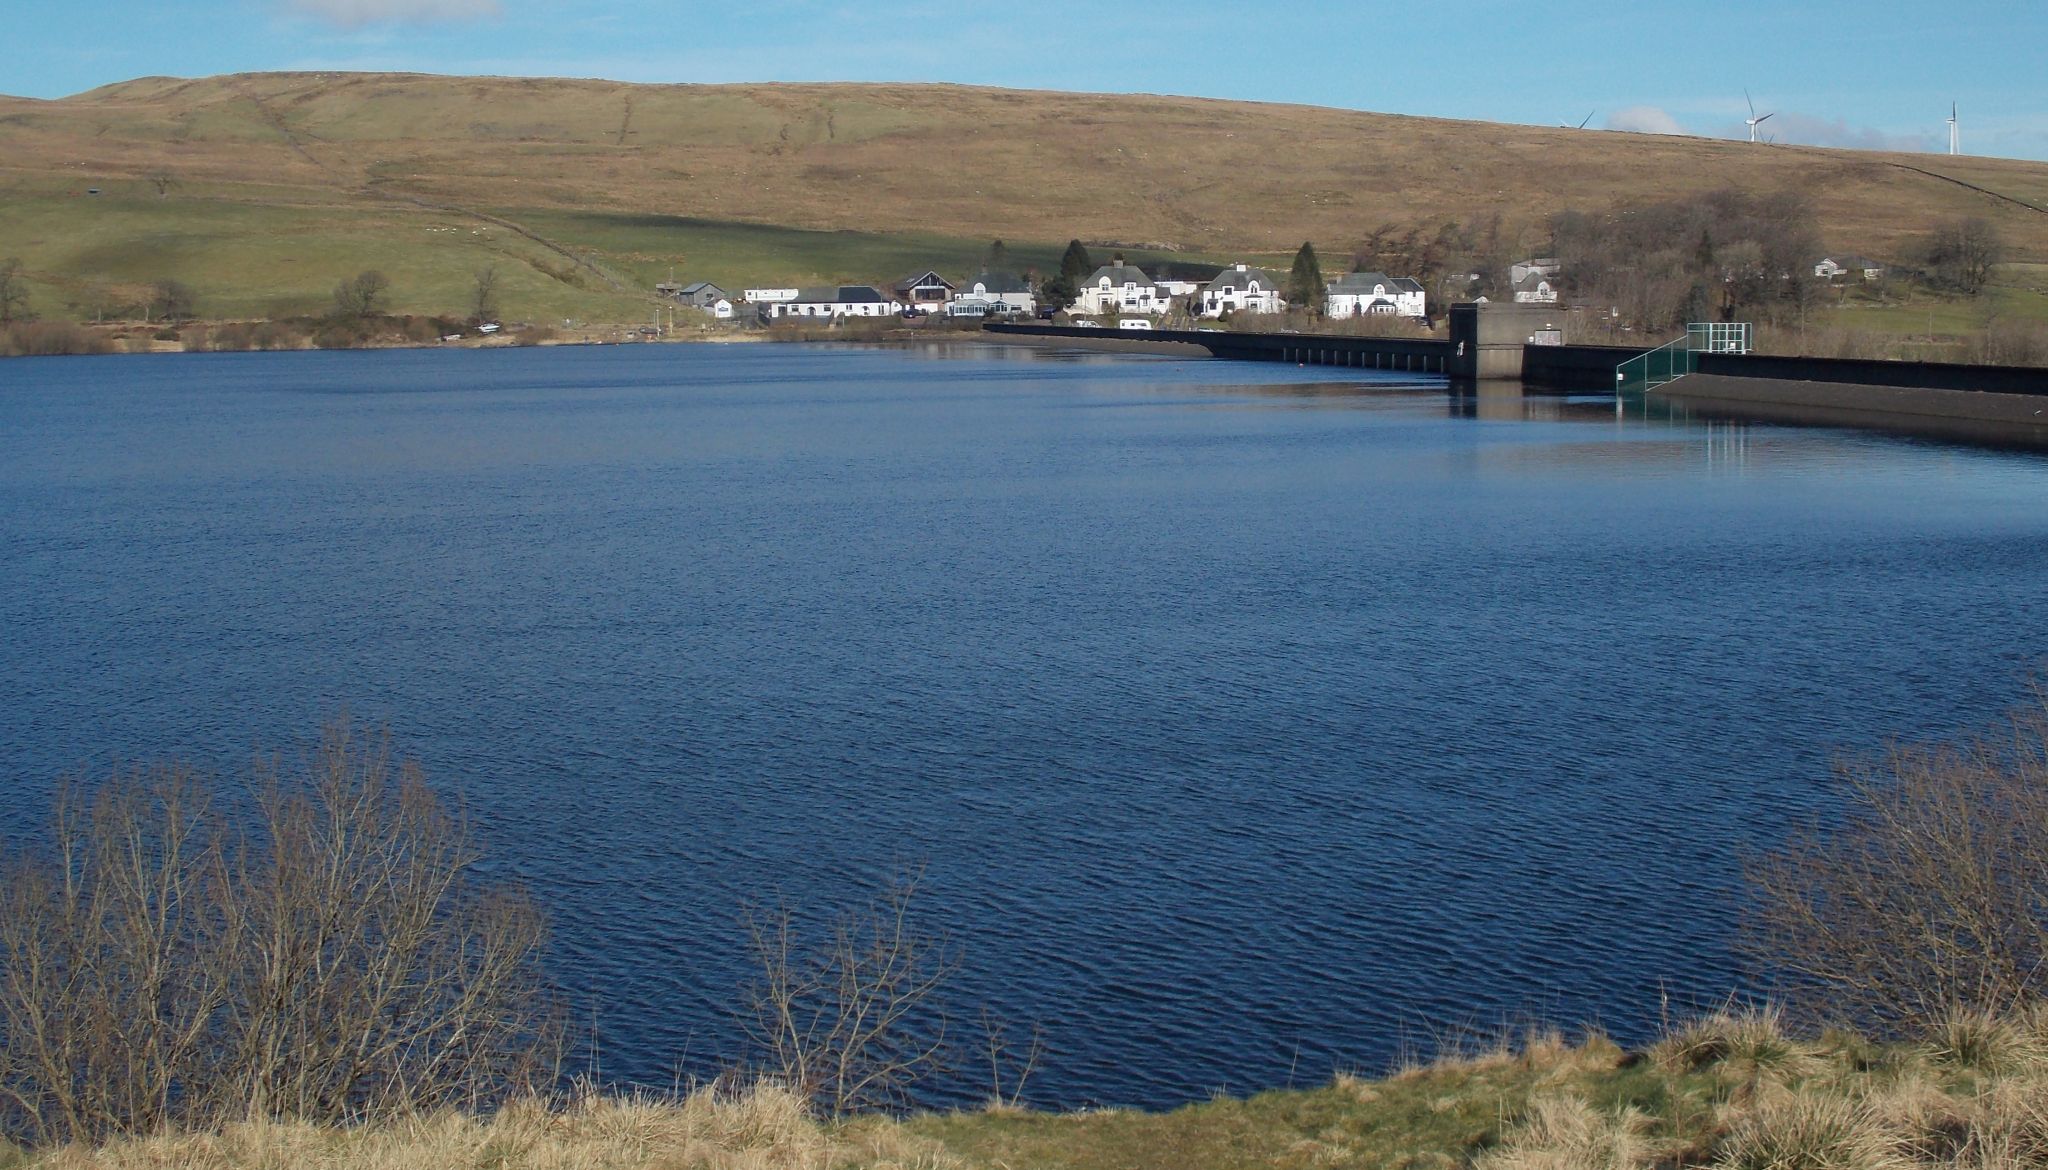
[{"left": 1117, "top": 318, "right": 1155, "bottom": 331}]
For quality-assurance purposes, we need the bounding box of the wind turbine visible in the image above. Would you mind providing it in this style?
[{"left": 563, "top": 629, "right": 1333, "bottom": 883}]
[
  {"left": 1561, "top": 111, "right": 1595, "bottom": 130},
  {"left": 1948, "top": 102, "right": 1960, "bottom": 155},
  {"left": 1745, "top": 91, "right": 1775, "bottom": 143}
]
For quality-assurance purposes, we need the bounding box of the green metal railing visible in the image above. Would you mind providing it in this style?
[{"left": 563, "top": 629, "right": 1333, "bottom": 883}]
[{"left": 1617, "top": 323, "right": 1752, "bottom": 393}]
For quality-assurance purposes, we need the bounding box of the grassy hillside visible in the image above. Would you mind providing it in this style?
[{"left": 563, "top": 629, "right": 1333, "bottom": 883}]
[
  {"left": 18, "top": 1007, "right": 2048, "bottom": 1169},
  {"left": 4, "top": 72, "right": 2048, "bottom": 325}
]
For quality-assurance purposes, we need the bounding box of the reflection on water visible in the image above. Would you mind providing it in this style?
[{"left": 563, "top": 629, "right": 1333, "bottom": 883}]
[{"left": 3, "top": 342, "right": 2047, "bottom": 1110}]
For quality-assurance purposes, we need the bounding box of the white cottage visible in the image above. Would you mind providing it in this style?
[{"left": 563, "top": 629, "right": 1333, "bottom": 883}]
[
  {"left": 1325, "top": 272, "right": 1426, "bottom": 319},
  {"left": 957, "top": 270, "right": 1037, "bottom": 315},
  {"left": 1072, "top": 261, "right": 1173, "bottom": 316},
  {"left": 1513, "top": 273, "right": 1561, "bottom": 304},
  {"left": 765, "top": 286, "right": 904, "bottom": 319},
  {"left": 1814, "top": 256, "right": 1885, "bottom": 282},
  {"left": 1201, "top": 264, "right": 1286, "bottom": 317}
]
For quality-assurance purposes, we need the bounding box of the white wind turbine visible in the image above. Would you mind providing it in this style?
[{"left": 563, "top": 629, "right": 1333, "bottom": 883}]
[
  {"left": 1745, "top": 91, "right": 1775, "bottom": 143},
  {"left": 1948, "top": 102, "right": 1960, "bottom": 155}
]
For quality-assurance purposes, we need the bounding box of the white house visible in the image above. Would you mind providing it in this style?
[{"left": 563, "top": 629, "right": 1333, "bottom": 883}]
[
  {"left": 1072, "top": 260, "right": 1173, "bottom": 316},
  {"left": 1814, "top": 256, "right": 1885, "bottom": 282},
  {"left": 1325, "top": 271, "right": 1426, "bottom": 319},
  {"left": 1511, "top": 258, "right": 1562, "bottom": 286},
  {"left": 764, "top": 286, "right": 903, "bottom": 319},
  {"left": 957, "top": 270, "right": 1037, "bottom": 315},
  {"left": 1513, "top": 273, "right": 1561, "bottom": 304},
  {"left": 1200, "top": 263, "right": 1286, "bottom": 317},
  {"left": 743, "top": 288, "right": 800, "bottom": 304}
]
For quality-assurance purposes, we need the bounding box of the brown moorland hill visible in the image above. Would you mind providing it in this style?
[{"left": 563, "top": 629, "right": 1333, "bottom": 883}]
[{"left": 3, "top": 71, "right": 2047, "bottom": 321}]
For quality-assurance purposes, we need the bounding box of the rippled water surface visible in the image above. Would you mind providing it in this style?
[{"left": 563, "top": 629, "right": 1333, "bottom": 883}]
[{"left": 5, "top": 342, "right": 2048, "bottom": 1107}]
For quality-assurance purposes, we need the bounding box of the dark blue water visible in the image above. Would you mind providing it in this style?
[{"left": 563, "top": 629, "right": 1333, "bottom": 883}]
[{"left": 4, "top": 342, "right": 2046, "bottom": 1108}]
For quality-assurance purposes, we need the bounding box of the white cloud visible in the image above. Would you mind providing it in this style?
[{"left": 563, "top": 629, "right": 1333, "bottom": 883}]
[
  {"left": 1606, "top": 106, "right": 1687, "bottom": 136},
  {"left": 284, "top": 0, "right": 501, "bottom": 28},
  {"left": 1728, "top": 112, "right": 1935, "bottom": 152}
]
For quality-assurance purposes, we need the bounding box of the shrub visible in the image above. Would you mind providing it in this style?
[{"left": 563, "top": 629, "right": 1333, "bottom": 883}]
[
  {"left": 0, "top": 717, "right": 559, "bottom": 1147},
  {"left": 0, "top": 321, "right": 111, "bottom": 357},
  {"left": 1744, "top": 694, "right": 2048, "bottom": 1035},
  {"left": 741, "top": 871, "right": 958, "bottom": 1116}
]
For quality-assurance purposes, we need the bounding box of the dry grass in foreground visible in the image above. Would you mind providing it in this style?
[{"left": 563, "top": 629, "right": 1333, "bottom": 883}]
[
  {"left": 7, "top": 1086, "right": 959, "bottom": 1170},
  {"left": 30, "top": 1006, "right": 2048, "bottom": 1169}
]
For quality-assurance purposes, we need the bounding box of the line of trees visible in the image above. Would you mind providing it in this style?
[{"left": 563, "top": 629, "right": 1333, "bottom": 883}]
[{"left": 1548, "top": 188, "right": 1825, "bottom": 332}]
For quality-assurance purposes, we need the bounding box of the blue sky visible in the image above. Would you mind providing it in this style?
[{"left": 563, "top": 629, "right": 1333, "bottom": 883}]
[{"left": 8, "top": 0, "right": 2046, "bottom": 160}]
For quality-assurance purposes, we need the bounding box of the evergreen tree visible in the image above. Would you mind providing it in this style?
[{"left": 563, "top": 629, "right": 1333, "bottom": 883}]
[
  {"left": 1039, "top": 271, "right": 1077, "bottom": 312},
  {"left": 986, "top": 239, "right": 1011, "bottom": 272},
  {"left": 1058, "top": 240, "right": 1093, "bottom": 283},
  {"left": 1287, "top": 242, "right": 1324, "bottom": 315}
]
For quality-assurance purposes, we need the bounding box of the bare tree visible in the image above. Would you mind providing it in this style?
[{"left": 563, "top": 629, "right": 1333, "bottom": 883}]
[
  {"left": 0, "top": 258, "right": 30, "bottom": 325},
  {"left": 1745, "top": 693, "right": 2048, "bottom": 1036},
  {"left": 150, "top": 279, "right": 196, "bottom": 324},
  {"left": 332, "top": 270, "right": 391, "bottom": 320},
  {"left": 977, "top": 1009, "right": 1046, "bottom": 1110},
  {"left": 471, "top": 265, "right": 499, "bottom": 323},
  {"left": 147, "top": 172, "right": 175, "bottom": 198},
  {"left": 1922, "top": 217, "right": 2004, "bottom": 295},
  {"left": 742, "top": 870, "right": 959, "bottom": 1116},
  {"left": 0, "top": 717, "right": 559, "bottom": 1147}
]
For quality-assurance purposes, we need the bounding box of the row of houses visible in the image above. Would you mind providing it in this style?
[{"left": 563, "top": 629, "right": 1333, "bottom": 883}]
[
  {"left": 658, "top": 260, "right": 1441, "bottom": 321},
  {"left": 663, "top": 251, "right": 1891, "bottom": 322}
]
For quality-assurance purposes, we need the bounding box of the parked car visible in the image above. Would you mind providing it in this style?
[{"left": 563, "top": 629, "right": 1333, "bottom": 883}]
[
  {"left": 1117, "top": 319, "right": 1155, "bottom": 331},
  {"left": 1071, "top": 320, "right": 1102, "bottom": 328}
]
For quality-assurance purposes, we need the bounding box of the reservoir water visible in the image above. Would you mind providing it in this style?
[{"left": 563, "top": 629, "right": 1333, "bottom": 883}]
[{"left": 3, "top": 341, "right": 2046, "bottom": 1108}]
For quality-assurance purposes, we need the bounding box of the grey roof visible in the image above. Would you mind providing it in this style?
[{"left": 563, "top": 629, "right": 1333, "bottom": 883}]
[
  {"left": 791, "top": 285, "right": 895, "bottom": 304},
  {"left": 1514, "top": 273, "right": 1556, "bottom": 291},
  {"left": 968, "top": 270, "right": 1032, "bottom": 295},
  {"left": 1390, "top": 277, "right": 1425, "bottom": 293},
  {"left": 679, "top": 281, "right": 725, "bottom": 296},
  {"left": 1330, "top": 271, "right": 1397, "bottom": 292},
  {"left": 1087, "top": 262, "right": 1154, "bottom": 286},
  {"left": 1205, "top": 265, "right": 1281, "bottom": 292}
]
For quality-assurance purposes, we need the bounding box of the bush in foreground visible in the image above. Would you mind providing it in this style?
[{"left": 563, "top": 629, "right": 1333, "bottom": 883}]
[{"left": 0, "top": 718, "right": 558, "bottom": 1147}]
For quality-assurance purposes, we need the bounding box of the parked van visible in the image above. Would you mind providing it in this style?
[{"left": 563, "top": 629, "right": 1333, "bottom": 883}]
[{"left": 1117, "top": 318, "right": 1155, "bottom": 331}]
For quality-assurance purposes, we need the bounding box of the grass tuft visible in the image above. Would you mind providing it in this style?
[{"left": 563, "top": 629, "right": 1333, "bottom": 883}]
[{"left": 1714, "top": 1093, "right": 1908, "bottom": 1170}]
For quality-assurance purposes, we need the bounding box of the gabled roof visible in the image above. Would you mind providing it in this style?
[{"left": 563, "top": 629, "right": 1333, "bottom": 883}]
[
  {"left": 969, "top": 270, "right": 1032, "bottom": 295},
  {"left": 1514, "top": 273, "right": 1556, "bottom": 291},
  {"left": 893, "top": 270, "right": 957, "bottom": 293},
  {"left": 1087, "top": 261, "right": 1154, "bottom": 287},
  {"left": 678, "top": 281, "right": 725, "bottom": 296},
  {"left": 1205, "top": 265, "right": 1281, "bottom": 292},
  {"left": 1390, "top": 277, "right": 1425, "bottom": 293}
]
